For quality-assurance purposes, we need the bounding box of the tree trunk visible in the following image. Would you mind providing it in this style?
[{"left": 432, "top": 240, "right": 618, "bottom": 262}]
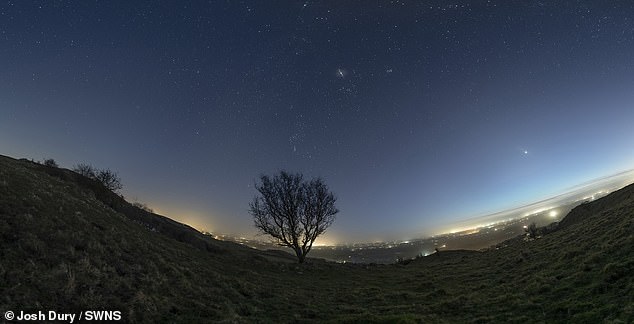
[{"left": 294, "top": 247, "right": 305, "bottom": 263}]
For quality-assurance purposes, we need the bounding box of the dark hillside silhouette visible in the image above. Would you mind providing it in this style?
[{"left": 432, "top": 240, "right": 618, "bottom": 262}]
[{"left": 1, "top": 153, "right": 633, "bottom": 322}]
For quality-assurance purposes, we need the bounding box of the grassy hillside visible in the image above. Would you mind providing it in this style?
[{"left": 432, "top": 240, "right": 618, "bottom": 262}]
[{"left": 1, "top": 154, "right": 632, "bottom": 323}]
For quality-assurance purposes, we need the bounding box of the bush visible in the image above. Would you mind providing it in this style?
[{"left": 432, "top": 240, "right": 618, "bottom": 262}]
[
  {"left": 525, "top": 222, "right": 539, "bottom": 239},
  {"left": 43, "top": 158, "right": 58, "bottom": 168},
  {"left": 95, "top": 169, "right": 122, "bottom": 192},
  {"left": 72, "top": 163, "right": 122, "bottom": 193},
  {"left": 73, "top": 163, "right": 96, "bottom": 178},
  {"left": 132, "top": 202, "right": 153, "bottom": 213}
]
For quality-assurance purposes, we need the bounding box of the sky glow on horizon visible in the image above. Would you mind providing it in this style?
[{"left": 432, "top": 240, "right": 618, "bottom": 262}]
[{"left": 2, "top": 1, "right": 634, "bottom": 243}]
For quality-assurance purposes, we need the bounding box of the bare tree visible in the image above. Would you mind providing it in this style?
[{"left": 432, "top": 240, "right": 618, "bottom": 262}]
[
  {"left": 249, "top": 171, "right": 338, "bottom": 263},
  {"left": 95, "top": 169, "right": 123, "bottom": 192},
  {"left": 43, "top": 158, "right": 58, "bottom": 168},
  {"left": 73, "top": 163, "right": 122, "bottom": 192},
  {"left": 132, "top": 201, "right": 153, "bottom": 213},
  {"left": 73, "top": 163, "right": 96, "bottom": 178}
]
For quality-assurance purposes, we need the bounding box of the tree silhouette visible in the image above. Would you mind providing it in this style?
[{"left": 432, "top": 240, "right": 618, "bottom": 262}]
[
  {"left": 95, "top": 169, "right": 122, "bottom": 192},
  {"left": 73, "top": 163, "right": 96, "bottom": 178},
  {"left": 249, "top": 171, "right": 338, "bottom": 263},
  {"left": 73, "top": 163, "right": 122, "bottom": 193},
  {"left": 43, "top": 158, "right": 58, "bottom": 168}
]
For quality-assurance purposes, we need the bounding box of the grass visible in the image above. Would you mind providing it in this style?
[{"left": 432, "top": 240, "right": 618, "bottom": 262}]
[{"left": 1, "top": 154, "right": 633, "bottom": 323}]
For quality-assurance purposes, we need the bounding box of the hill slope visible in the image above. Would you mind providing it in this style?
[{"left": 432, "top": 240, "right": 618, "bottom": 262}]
[{"left": 1, "top": 154, "right": 633, "bottom": 322}]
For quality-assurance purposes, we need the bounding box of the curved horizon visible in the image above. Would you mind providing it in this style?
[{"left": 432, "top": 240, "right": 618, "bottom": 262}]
[{"left": 2, "top": 1, "right": 634, "bottom": 244}]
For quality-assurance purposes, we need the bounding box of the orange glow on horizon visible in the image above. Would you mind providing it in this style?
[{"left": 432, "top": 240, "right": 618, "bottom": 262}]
[{"left": 149, "top": 203, "right": 214, "bottom": 233}]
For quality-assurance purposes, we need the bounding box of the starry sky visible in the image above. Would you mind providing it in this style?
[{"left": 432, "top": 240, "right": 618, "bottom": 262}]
[{"left": 2, "top": 1, "right": 634, "bottom": 243}]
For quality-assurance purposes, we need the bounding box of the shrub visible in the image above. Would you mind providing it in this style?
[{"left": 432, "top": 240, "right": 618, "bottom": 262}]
[
  {"left": 72, "top": 163, "right": 122, "bottom": 193},
  {"left": 73, "top": 163, "right": 96, "bottom": 178},
  {"left": 95, "top": 169, "right": 122, "bottom": 192},
  {"left": 43, "top": 158, "right": 59, "bottom": 168},
  {"left": 525, "top": 222, "right": 539, "bottom": 239},
  {"left": 132, "top": 202, "right": 153, "bottom": 213}
]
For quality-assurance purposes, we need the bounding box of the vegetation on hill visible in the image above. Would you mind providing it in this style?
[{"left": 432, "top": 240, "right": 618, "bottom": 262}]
[
  {"left": 250, "top": 171, "right": 338, "bottom": 263},
  {"left": 0, "top": 154, "right": 632, "bottom": 322}
]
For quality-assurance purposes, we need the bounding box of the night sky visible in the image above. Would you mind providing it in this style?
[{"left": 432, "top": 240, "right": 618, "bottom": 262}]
[{"left": 2, "top": 1, "right": 634, "bottom": 243}]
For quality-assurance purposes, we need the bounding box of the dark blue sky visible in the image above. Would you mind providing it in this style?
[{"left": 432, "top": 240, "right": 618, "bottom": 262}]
[{"left": 2, "top": 1, "right": 634, "bottom": 243}]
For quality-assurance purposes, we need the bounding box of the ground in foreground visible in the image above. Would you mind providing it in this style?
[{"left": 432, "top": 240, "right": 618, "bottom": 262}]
[{"left": 1, "top": 155, "right": 632, "bottom": 322}]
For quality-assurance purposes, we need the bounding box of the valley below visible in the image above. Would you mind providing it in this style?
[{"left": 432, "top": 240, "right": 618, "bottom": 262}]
[{"left": 1, "top": 154, "right": 633, "bottom": 323}]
